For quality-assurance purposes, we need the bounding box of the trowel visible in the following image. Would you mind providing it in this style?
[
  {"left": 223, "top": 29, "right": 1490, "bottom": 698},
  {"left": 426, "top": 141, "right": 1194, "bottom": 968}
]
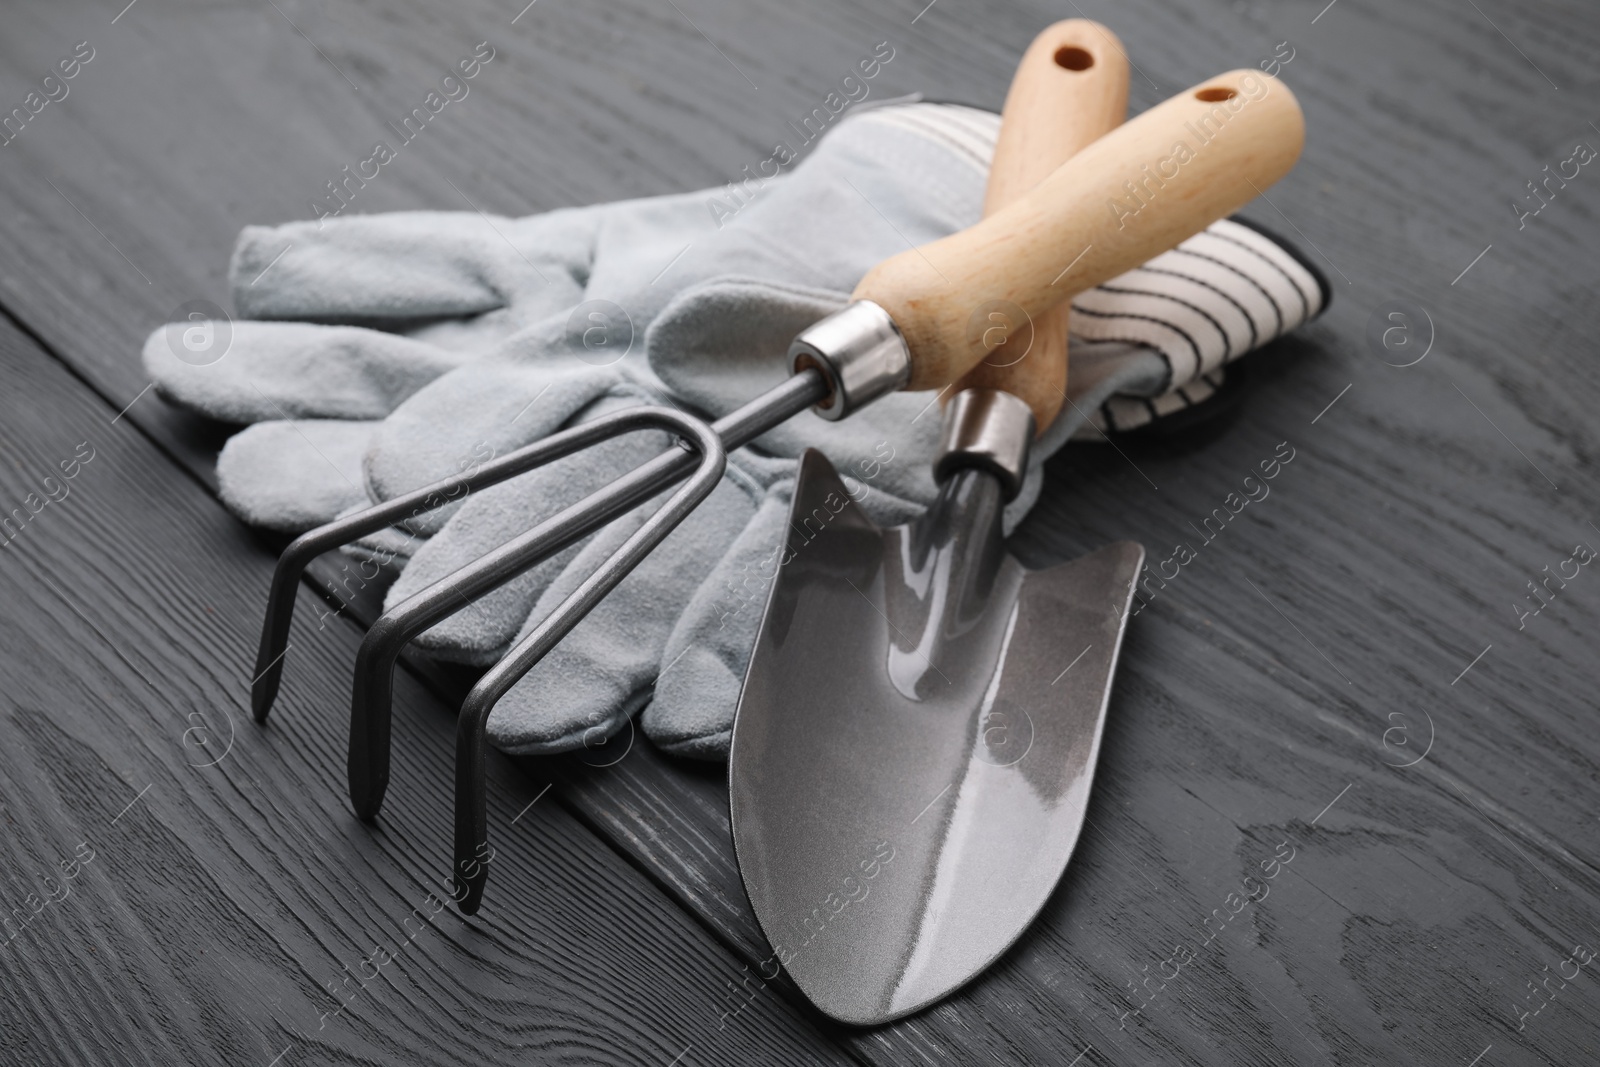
[{"left": 730, "top": 24, "right": 1304, "bottom": 1023}]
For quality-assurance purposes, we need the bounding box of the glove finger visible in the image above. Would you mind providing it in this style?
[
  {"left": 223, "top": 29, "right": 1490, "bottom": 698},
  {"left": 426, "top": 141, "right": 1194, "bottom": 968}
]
[
  {"left": 345, "top": 519, "right": 425, "bottom": 571},
  {"left": 365, "top": 360, "right": 636, "bottom": 527},
  {"left": 648, "top": 275, "right": 946, "bottom": 506},
  {"left": 393, "top": 426, "right": 674, "bottom": 663},
  {"left": 485, "top": 473, "right": 760, "bottom": 755},
  {"left": 229, "top": 211, "right": 590, "bottom": 323},
  {"left": 638, "top": 468, "right": 923, "bottom": 761},
  {"left": 146, "top": 320, "right": 467, "bottom": 424},
  {"left": 216, "top": 419, "right": 374, "bottom": 531},
  {"left": 647, "top": 276, "right": 844, "bottom": 415},
  {"left": 643, "top": 478, "right": 795, "bottom": 760}
]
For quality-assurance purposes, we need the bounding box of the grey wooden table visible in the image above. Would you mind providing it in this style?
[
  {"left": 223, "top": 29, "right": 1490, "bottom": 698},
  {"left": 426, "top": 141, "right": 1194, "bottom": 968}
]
[{"left": 0, "top": 0, "right": 1595, "bottom": 1064}]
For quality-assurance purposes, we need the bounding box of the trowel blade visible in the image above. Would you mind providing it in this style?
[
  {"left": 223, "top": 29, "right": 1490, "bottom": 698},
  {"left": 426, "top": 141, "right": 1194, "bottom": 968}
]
[{"left": 729, "top": 448, "right": 1143, "bottom": 1025}]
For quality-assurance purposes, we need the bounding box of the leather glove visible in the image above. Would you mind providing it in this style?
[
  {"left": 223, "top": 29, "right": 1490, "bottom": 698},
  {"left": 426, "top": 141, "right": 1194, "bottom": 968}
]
[{"left": 145, "top": 101, "right": 1327, "bottom": 760}]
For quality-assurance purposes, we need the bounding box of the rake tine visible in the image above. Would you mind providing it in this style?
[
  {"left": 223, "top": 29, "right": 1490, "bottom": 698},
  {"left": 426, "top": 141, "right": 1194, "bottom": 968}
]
[
  {"left": 255, "top": 371, "right": 827, "bottom": 725},
  {"left": 343, "top": 406, "right": 725, "bottom": 820},
  {"left": 449, "top": 427, "right": 729, "bottom": 913},
  {"left": 445, "top": 375, "right": 833, "bottom": 913},
  {"left": 254, "top": 409, "right": 680, "bottom": 723},
  {"left": 338, "top": 372, "right": 827, "bottom": 821}
]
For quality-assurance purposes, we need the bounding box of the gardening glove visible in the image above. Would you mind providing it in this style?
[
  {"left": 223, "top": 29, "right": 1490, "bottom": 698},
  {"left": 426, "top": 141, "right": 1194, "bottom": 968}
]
[
  {"left": 144, "top": 101, "right": 1327, "bottom": 761},
  {"left": 144, "top": 185, "right": 713, "bottom": 535}
]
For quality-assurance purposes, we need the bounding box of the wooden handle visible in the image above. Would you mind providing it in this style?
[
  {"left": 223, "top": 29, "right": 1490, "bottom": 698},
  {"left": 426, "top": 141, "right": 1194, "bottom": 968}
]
[
  {"left": 954, "top": 20, "right": 1129, "bottom": 433},
  {"left": 855, "top": 68, "right": 1305, "bottom": 392}
]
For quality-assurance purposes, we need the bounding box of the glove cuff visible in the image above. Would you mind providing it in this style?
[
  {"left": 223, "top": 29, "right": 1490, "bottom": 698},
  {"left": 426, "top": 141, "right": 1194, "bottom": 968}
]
[{"left": 1070, "top": 215, "right": 1331, "bottom": 436}]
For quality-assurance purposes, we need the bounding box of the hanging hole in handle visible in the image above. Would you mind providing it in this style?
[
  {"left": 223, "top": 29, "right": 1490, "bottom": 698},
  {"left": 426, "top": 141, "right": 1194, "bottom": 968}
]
[
  {"left": 1195, "top": 86, "right": 1238, "bottom": 102},
  {"left": 1054, "top": 45, "right": 1094, "bottom": 71}
]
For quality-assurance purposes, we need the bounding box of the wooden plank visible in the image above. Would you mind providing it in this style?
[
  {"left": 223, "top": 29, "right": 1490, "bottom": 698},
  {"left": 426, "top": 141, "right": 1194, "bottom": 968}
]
[
  {"left": 0, "top": 0, "right": 1598, "bottom": 1063},
  {"left": 0, "top": 316, "right": 855, "bottom": 1063}
]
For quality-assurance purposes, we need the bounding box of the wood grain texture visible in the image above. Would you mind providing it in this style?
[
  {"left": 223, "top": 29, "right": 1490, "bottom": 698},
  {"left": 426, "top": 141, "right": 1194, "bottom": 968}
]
[
  {"left": 0, "top": 0, "right": 1597, "bottom": 1063},
  {"left": 0, "top": 318, "right": 853, "bottom": 1064}
]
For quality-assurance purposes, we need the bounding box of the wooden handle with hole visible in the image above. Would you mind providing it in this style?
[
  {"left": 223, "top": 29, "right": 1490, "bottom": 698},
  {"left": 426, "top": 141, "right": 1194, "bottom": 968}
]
[
  {"left": 954, "top": 20, "right": 1129, "bottom": 433},
  {"left": 855, "top": 68, "right": 1304, "bottom": 393}
]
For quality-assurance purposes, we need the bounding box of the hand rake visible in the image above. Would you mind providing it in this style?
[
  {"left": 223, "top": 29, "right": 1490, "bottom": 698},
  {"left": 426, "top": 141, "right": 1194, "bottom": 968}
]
[{"left": 252, "top": 64, "right": 1304, "bottom": 914}]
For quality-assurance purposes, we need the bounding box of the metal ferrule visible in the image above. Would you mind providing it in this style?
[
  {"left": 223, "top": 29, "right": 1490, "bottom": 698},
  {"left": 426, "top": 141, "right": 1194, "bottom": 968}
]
[
  {"left": 787, "top": 300, "right": 911, "bottom": 421},
  {"left": 933, "top": 388, "right": 1035, "bottom": 501}
]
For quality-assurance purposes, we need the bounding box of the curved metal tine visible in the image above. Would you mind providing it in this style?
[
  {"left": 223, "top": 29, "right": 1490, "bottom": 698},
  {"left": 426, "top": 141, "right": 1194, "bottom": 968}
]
[
  {"left": 251, "top": 407, "right": 692, "bottom": 723},
  {"left": 449, "top": 426, "right": 729, "bottom": 914},
  {"left": 347, "top": 409, "right": 727, "bottom": 821},
  {"left": 256, "top": 369, "right": 829, "bottom": 724}
]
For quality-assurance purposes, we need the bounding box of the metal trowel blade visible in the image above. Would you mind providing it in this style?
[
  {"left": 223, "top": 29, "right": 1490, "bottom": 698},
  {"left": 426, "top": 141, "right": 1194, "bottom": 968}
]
[{"left": 729, "top": 448, "right": 1143, "bottom": 1025}]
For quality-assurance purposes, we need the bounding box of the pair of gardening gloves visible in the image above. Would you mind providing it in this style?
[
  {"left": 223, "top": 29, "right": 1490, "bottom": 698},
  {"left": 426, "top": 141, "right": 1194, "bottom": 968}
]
[{"left": 146, "top": 101, "right": 1327, "bottom": 761}]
